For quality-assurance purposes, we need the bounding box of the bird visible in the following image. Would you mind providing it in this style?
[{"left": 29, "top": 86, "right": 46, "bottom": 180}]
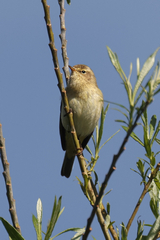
[{"left": 60, "top": 64, "right": 103, "bottom": 178}]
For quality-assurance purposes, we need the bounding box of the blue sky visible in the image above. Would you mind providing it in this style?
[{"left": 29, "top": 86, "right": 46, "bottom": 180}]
[{"left": 0, "top": 1, "right": 160, "bottom": 239}]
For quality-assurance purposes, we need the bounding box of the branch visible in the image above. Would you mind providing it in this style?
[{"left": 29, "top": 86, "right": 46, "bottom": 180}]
[
  {"left": 126, "top": 162, "right": 160, "bottom": 232},
  {"left": 0, "top": 124, "right": 21, "bottom": 234},
  {"left": 83, "top": 100, "right": 151, "bottom": 240},
  {"left": 58, "top": 0, "right": 70, "bottom": 84},
  {"left": 41, "top": 1, "right": 114, "bottom": 239}
]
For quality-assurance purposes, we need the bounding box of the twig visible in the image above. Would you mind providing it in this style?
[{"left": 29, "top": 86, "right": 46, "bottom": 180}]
[
  {"left": 58, "top": 0, "right": 70, "bottom": 84},
  {"left": 41, "top": 1, "right": 115, "bottom": 239},
  {"left": 126, "top": 162, "right": 160, "bottom": 232},
  {"left": 82, "top": 100, "right": 151, "bottom": 240},
  {"left": 0, "top": 123, "right": 21, "bottom": 234},
  {"left": 90, "top": 179, "right": 118, "bottom": 240}
]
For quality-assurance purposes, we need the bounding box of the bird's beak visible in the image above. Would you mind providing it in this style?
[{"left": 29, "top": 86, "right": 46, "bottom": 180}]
[{"left": 69, "top": 66, "right": 75, "bottom": 72}]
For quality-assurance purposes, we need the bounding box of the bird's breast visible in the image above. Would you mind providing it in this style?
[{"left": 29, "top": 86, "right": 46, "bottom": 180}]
[{"left": 67, "top": 87, "right": 103, "bottom": 138}]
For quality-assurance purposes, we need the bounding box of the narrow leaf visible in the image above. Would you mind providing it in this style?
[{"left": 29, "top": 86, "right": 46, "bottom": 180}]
[
  {"left": 112, "top": 108, "right": 129, "bottom": 120},
  {"left": 150, "top": 198, "right": 159, "bottom": 219},
  {"left": 32, "top": 214, "right": 39, "bottom": 239},
  {"left": 97, "top": 106, "right": 108, "bottom": 150},
  {"left": 121, "top": 222, "right": 128, "bottom": 240},
  {"left": 137, "top": 58, "right": 140, "bottom": 78},
  {"left": 155, "top": 138, "right": 160, "bottom": 145},
  {"left": 50, "top": 227, "right": 84, "bottom": 240},
  {"left": 66, "top": 0, "right": 71, "bottom": 5},
  {"left": 122, "top": 126, "right": 144, "bottom": 146},
  {"left": 99, "top": 129, "right": 120, "bottom": 152},
  {"left": 151, "top": 121, "right": 160, "bottom": 147},
  {"left": 104, "top": 100, "right": 129, "bottom": 112},
  {"left": 0, "top": 217, "right": 25, "bottom": 240},
  {"left": 133, "top": 47, "right": 160, "bottom": 101},
  {"left": 85, "top": 145, "right": 93, "bottom": 156},
  {"left": 37, "top": 198, "right": 42, "bottom": 224},
  {"left": 115, "top": 120, "right": 128, "bottom": 125},
  {"left": 44, "top": 196, "right": 62, "bottom": 240},
  {"left": 71, "top": 227, "right": 85, "bottom": 240},
  {"left": 149, "top": 115, "right": 157, "bottom": 140},
  {"left": 143, "top": 215, "right": 160, "bottom": 240}
]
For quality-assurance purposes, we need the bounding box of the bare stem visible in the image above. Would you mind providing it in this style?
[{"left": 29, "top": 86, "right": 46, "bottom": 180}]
[
  {"left": 0, "top": 124, "right": 21, "bottom": 234},
  {"left": 82, "top": 100, "right": 151, "bottom": 240},
  {"left": 126, "top": 162, "right": 160, "bottom": 232},
  {"left": 58, "top": 0, "right": 70, "bottom": 84}
]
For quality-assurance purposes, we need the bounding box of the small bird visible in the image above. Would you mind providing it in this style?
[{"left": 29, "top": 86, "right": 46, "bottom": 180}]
[{"left": 60, "top": 64, "right": 103, "bottom": 178}]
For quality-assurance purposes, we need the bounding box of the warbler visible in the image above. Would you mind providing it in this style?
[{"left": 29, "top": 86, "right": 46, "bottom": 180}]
[{"left": 60, "top": 64, "right": 103, "bottom": 178}]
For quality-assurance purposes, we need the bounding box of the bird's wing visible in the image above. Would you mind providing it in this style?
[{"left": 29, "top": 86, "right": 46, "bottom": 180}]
[
  {"left": 59, "top": 106, "right": 66, "bottom": 151},
  {"left": 82, "top": 132, "right": 93, "bottom": 149}
]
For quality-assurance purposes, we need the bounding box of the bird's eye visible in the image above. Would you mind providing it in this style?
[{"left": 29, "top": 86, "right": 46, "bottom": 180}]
[{"left": 81, "top": 70, "right": 86, "bottom": 74}]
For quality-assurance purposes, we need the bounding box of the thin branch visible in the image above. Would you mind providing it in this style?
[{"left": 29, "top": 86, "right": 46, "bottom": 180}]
[
  {"left": 41, "top": 1, "right": 114, "bottom": 239},
  {"left": 58, "top": 0, "right": 70, "bottom": 84},
  {"left": 0, "top": 124, "right": 21, "bottom": 234},
  {"left": 90, "top": 179, "right": 118, "bottom": 240},
  {"left": 83, "top": 100, "right": 151, "bottom": 240},
  {"left": 126, "top": 162, "right": 160, "bottom": 232}
]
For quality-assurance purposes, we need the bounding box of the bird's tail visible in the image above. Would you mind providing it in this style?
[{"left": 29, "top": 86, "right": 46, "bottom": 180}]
[{"left": 61, "top": 153, "right": 75, "bottom": 178}]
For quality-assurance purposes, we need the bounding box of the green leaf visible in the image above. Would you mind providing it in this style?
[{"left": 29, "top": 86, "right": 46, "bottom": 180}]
[
  {"left": 92, "top": 236, "right": 96, "bottom": 240},
  {"left": 71, "top": 227, "right": 85, "bottom": 240},
  {"left": 99, "top": 129, "right": 120, "bottom": 152},
  {"left": 143, "top": 111, "right": 152, "bottom": 157},
  {"left": 149, "top": 172, "right": 160, "bottom": 214},
  {"left": 150, "top": 198, "right": 159, "bottom": 219},
  {"left": 50, "top": 227, "right": 84, "bottom": 240},
  {"left": 149, "top": 61, "right": 160, "bottom": 96},
  {"left": 154, "top": 178, "right": 160, "bottom": 190},
  {"left": 66, "top": 0, "right": 71, "bottom": 5},
  {"left": 91, "top": 135, "right": 96, "bottom": 149},
  {"left": 122, "top": 126, "right": 144, "bottom": 146},
  {"left": 93, "top": 170, "right": 98, "bottom": 186},
  {"left": 44, "top": 196, "right": 62, "bottom": 240},
  {"left": 149, "top": 115, "right": 157, "bottom": 140},
  {"left": 85, "top": 145, "right": 93, "bottom": 156},
  {"left": 155, "top": 138, "right": 160, "bottom": 145},
  {"left": 133, "top": 47, "right": 160, "bottom": 101},
  {"left": 128, "top": 62, "right": 133, "bottom": 83},
  {"left": 32, "top": 214, "right": 41, "bottom": 240},
  {"left": 35, "top": 198, "right": 42, "bottom": 240},
  {"left": 121, "top": 222, "right": 128, "bottom": 240},
  {"left": 134, "top": 81, "right": 148, "bottom": 107},
  {"left": 136, "top": 220, "right": 144, "bottom": 240},
  {"left": 130, "top": 168, "right": 141, "bottom": 177},
  {"left": 107, "top": 46, "right": 121, "bottom": 73},
  {"left": 151, "top": 121, "right": 160, "bottom": 147},
  {"left": 115, "top": 120, "right": 128, "bottom": 125},
  {"left": 107, "top": 46, "right": 133, "bottom": 105},
  {"left": 97, "top": 105, "right": 109, "bottom": 150},
  {"left": 137, "top": 58, "right": 140, "bottom": 78},
  {"left": 104, "top": 100, "right": 129, "bottom": 112},
  {"left": 37, "top": 198, "right": 42, "bottom": 224},
  {"left": 0, "top": 217, "right": 25, "bottom": 240},
  {"left": 150, "top": 152, "right": 156, "bottom": 167},
  {"left": 142, "top": 215, "right": 160, "bottom": 240},
  {"left": 137, "top": 159, "right": 144, "bottom": 175},
  {"left": 58, "top": 207, "right": 65, "bottom": 219},
  {"left": 112, "top": 108, "right": 129, "bottom": 121},
  {"left": 154, "top": 87, "right": 160, "bottom": 96},
  {"left": 107, "top": 202, "right": 110, "bottom": 215},
  {"left": 154, "top": 151, "right": 160, "bottom": 158}
]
